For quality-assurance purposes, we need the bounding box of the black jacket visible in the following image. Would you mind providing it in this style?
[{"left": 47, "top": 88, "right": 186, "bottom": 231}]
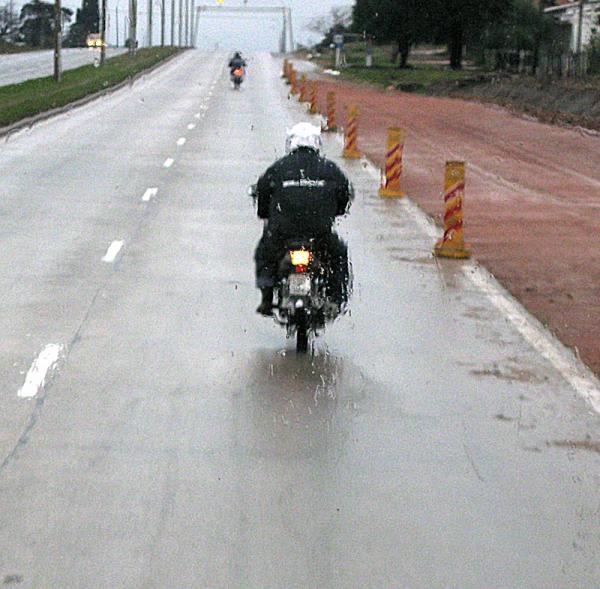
[
  {"left": 229, "top": 57, "right": 246, "bottom": 70},
  {"left": 256, "top": 147, "right": 352, "bottom": 238}
]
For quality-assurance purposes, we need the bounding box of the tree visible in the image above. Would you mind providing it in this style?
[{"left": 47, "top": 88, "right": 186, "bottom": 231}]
[
  {"left": 352, "top": 0, "right": 432, "bottom": 67},
  {"left": 428, "top": 0, "right": 513, "bottom": 69},
  {"left": 307, "top": 6, "right": 352, "bottom": 49},
  {"left": 483, "top": 0, "right": 556, "bottom": 52},
  {"left": 19, "top": 0, "right": 72, "bottom": 47},
  {"left": 0, "top": 2, "right": 19, "bottom": 41},
  {"left": 65, "top": 0, "right": 99, "bottom": 47},
  {"left": 461, "top": 0, "right": 560, "bottom": 71}
]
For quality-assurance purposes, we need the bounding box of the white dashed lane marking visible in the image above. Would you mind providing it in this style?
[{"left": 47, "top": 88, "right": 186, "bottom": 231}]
[
  {"left": 163, "top": 158, "right": 174, "bottom": 168},
  {"left": 102, "top": 240, "right": 124, "bottom": 263},
  {"left": 142, "top": 187, "right": 158, "bottom": 202},
  {"left": 187, "top": 123, "right": 196, "bottom": 130},
  {"left": 18, "top": 344, "right": 63, "bottom": 399},
  {"left": 177, "top": 137, "right": 186, "bottom": 146}
]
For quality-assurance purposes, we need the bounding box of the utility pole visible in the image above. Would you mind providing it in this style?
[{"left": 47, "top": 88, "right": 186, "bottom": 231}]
[
  {"left": 53, "top": 0, "right": 62, "bottom": 82},
  {"left": 170, "top": 0, "right": 174, "bottom": 45},
  {"left": 100, "top": 0, "right": 107, "bottom": 65},
  {"left": 576, "top": 0, "right": 585, "bottom": 54},
  {"left": 8, "top": 0, "right": 15, "bottom": 38},
  {"left": 280, "top": 9, "right": 285, "bottom": 53},
  {"left": 147, "top": 0, "right": 152, "bottom": 46},
  {"left": 366, "top": 34, "right": 373, "bottom": 67},
  {"left": 190, "top": 0, "right": 194, "bottom": 46},
  {"left": 128, "top": 0, "right": 137, "bottom": 55},
  {"left": 287, "top": 8, "right": 294, "bottom": 53},
  {"left": 116, "top": 5, "right": 119, "bottom": 46},
  {"left": 160, "top": 0, "right": 165, "bottom": 45},
  {"left": 184, "top": 0, "right": 189, "bottom": 46},
  {"left": 178, "top": 0, "right": 182, "bottom": 46}
]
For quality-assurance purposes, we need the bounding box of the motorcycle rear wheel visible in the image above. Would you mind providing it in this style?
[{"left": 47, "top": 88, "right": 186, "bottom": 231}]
[{"left": 296, "top": 312, "right": 308, "bottom": 353}]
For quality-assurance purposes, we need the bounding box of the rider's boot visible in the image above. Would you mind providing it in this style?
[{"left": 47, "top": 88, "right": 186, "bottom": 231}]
[{"left": 256, "top": 288, "right": 274, "bottom": 316}]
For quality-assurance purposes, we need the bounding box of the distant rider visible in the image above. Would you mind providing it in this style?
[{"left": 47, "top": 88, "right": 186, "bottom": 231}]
[
  {"left": 228, "top": 51, "right": 246, "bottom": 75},
  {"left": 254, "top": 122, "right": 353, "bottom": 315}
]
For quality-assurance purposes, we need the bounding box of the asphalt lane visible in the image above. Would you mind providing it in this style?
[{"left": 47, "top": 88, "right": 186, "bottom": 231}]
[
  {"left": 0, "top": 47, "right": 127, "bottom": 86},
  {"left": 0, "top": 51, "right": 599, "bottom": 588}
]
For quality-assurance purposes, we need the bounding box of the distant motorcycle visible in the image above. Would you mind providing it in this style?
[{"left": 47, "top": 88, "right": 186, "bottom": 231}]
[{"left": 231, "top": 67, "right": 245, "bottom": 90}]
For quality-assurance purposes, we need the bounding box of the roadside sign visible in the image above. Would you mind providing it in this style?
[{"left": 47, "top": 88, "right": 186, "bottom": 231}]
[{"left": 333, "top": 33, "right": 344, "bottom": 48}]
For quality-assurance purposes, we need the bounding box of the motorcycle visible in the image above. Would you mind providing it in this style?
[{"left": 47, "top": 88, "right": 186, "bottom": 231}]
[
  {"left": 274, "top": 239, "right": 337, "bottom": 353},
  {"left": 231, "top": 67, "right": 244, "bottom": 90},
  {"left": 248, "top": 185, "right": 348, "bottom": 353}
]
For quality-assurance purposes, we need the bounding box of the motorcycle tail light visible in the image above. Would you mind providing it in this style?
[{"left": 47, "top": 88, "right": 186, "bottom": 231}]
[{"left": 290, "top": 250, "right": 310, "bottom": 266}]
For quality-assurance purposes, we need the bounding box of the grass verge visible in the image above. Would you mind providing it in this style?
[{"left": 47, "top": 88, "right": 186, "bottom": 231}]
[
  {"left": 0, "top": 40, "right": 41, "bottom": 54},
  {"left": 341, "top": 65, "right": 482, "bottom": 93},
  {"left": 0, "top": 47, "right": 181, "bottom": 128},
  {"left": 313, "top": 43, "right": 482, "bottom": 93}
]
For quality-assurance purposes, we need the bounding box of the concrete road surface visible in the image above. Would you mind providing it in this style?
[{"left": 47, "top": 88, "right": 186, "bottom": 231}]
[
  {"left": 0, "top": 51, "right": 599, "bottom": 588},
  {"left": 0, "top": 47, "right": 127, "bottom": 86}
]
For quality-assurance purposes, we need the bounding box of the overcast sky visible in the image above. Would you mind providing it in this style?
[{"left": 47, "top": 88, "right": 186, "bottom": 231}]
[{"left": 13, "top": 0, "right": 352, "bottom": 51}]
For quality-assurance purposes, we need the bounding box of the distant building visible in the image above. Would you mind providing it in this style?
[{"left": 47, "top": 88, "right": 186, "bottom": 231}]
[{"left": 544, "top": 1, "right": 600, "bottom": 51}]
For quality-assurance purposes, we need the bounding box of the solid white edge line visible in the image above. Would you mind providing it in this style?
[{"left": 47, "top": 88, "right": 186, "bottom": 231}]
[
  {"left": 466, "top": 267, "right": 600, "bottom": 414},
  {"left": 356, "top": 145, "right": 600, "bottom": 413},
  {"left": 18, "top": 343, "right": 64, "bottom": 398},
  {"left": 102, "top": 240, "right": 124, "bottom": 263},
  {"left": 177, "top": 137, "right": 186, "bottom": 146},
  {"left": 142, "top": 187, "right": 158, "bottom": 202},
  {"left": 163, "top": 157, "right": 174, "bottom": 168}
]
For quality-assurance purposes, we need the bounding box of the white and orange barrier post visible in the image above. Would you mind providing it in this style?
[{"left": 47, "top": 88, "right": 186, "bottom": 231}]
[
  {"left": 433, "top": 161, "right": 471, "bottom": 259},
  {"left": 342, "top": 105, "right": 361, "bottom": 159},
  {"left": 379, "top": 128, "right": 405, "bottom": 198},
  {"left": 309, "top": 81, "right": 318, "bottom": 114}
]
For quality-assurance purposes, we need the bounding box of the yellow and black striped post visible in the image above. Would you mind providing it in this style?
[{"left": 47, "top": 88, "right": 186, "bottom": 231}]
[
  {"left": 284, "top": 60, "right": 292, "bottom": 84},
  {"left": 434, "top": 161, "right": 471, "bottom": 259},
  {"left": 289, "top": 67, "right": 299, "bottom": 95},
  {"left": 324, "top": 91, "right": 337, "bottom": 132},
  {"left": 309, "top": 81, "right": 318, "bottom": 114},
  {"left": 342, "top": 105, "right": 361, "bottom": 159},
  {"left": 299, "top": 74, "right": 308, "bottom": 102},
  {"left": 379, "top": 128, "right": 405, "bottom": 198}
]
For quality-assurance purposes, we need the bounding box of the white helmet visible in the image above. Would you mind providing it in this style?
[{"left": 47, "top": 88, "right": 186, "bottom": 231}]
[{"left": 285, "top": 122, "right": 323, "bottom": 154}]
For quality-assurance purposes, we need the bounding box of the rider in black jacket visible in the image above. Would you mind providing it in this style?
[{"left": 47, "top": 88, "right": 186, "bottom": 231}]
[
  {"left": 228, "top": 52, "right": 246, "bottom": 72},
  {"left": 254, "top": 122, "right": 353, "bottom": 315}
]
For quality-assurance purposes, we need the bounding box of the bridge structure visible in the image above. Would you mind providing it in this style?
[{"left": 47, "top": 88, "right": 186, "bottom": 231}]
[{"left": 194, "top": 5, "right": 294, "bottom": 53}]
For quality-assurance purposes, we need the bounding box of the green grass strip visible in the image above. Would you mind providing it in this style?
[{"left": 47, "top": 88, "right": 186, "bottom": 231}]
[
  {"left": 341, "top": 65, "right": 477, "bottom": 93},
  {"left": 314, "top": 43, "right": 480, "bottom": 93},
  {"left": 0, "top": 47, "right": 182, "bottom": 128}
]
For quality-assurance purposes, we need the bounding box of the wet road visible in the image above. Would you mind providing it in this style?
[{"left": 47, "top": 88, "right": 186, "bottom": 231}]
[
  {"left": 1, "top": 51, "right": 600, "bottom": 588},
  {"left": 0, "top": 47, "right": 127, "bottom": 86}
]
